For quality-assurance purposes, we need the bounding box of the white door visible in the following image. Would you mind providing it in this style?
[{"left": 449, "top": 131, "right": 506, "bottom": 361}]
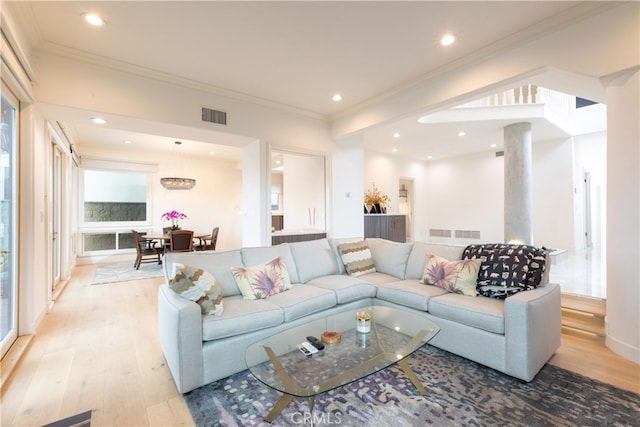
[{"left": 51, "top": 145, "right": 62, "bottom": 289}]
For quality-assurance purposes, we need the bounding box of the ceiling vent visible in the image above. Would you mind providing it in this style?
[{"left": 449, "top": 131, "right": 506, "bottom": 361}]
[
  {"left": 495, "top": 150, "right": 505, "bottom": 157},
  {"left": 202, "top": 107, "right": 227, "bottom": 125}
]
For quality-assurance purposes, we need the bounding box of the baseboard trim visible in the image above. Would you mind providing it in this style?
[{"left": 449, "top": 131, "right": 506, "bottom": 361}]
[{"left": 605, "top": 324, "right": 640, "bottom": 364}]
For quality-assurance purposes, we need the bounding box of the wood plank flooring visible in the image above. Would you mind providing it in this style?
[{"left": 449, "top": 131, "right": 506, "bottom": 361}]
[{"left": 1, "top": 264, "right": 638, "bottom": 426}]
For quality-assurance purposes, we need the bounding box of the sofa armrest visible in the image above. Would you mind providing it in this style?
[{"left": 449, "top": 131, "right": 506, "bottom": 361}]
[
  {"left": 157, "top": 284, "right": 204, "bottom": 393},
  {"left": 504, "top": 283, "right": 562, "bottom": 381}
]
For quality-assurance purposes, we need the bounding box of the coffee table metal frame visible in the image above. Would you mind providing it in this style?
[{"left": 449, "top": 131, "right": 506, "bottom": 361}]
[{"left": 245, "top": 306, "right": 440, "bottom": 422}]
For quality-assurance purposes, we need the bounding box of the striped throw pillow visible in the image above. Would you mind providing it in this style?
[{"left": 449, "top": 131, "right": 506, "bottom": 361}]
[
  {"left": 169, "top": 263, "right": 224, "bottom": 315},
  {"left": 337, "top": 240, "right": 376, "bottom": 277}
]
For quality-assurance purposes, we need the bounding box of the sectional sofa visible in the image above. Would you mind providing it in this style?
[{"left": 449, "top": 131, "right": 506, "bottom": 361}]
[{"left": 158, "top": 238, "right": 561, "bottom": 394}]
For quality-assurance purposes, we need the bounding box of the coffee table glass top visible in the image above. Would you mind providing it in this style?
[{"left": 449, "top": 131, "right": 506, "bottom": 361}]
[{"left": 245, "top": 306, "right": 440, "bottom": 399}]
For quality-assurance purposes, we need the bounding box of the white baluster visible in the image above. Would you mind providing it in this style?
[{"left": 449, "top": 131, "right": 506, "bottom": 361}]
[
  {"left": 527, "top": 84, "right": 533, "bottom": 104},
  {"left": 537, "top": 87, "right": 544, "bottom": 104}
]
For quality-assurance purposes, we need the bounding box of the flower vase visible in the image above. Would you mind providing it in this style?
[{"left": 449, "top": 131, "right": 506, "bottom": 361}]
[
  {"left": 374, "top": 203, "right": 381, "bottom": 214},
  {"left": 171, "top": 219, "right": 181, "bottom": 231}
]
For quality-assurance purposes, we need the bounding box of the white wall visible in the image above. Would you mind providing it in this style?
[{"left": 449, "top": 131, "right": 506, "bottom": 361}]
[
  {"left": 17, "top": 106, "right": 49, "bottom": 334},
  {"left": 79, "top": 145, "right": 244, "bottom": 251},
  {"left": 422, "top": 151, "right": 504, "bottom": 244},
  {"left": 283, "top": 153, "right": 325, "bottom": 231},
  {"left": 331, "top": 136, "right": 365, "bottom": 238},
  {"left": 605, "top": 69, "right": 639, "bottom": 363},
  {"left": 532, "top": 137, "right": 575, "bottom": 250}
]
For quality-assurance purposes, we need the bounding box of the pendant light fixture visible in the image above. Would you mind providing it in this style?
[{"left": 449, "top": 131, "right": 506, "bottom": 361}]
[{"left": 160, "top": 141, "right": 196, "bottom": 190}]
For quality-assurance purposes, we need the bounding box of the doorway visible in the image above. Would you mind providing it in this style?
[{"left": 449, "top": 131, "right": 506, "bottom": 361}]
[
  {"left": 399, "top": 178, "right": 414, "bottom": 242},
  {"left": 50, "top": 144, "right": 62, "bottom": 291}
]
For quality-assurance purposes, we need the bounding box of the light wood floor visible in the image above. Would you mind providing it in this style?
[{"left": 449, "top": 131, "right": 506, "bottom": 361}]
[{"left": 1, "top": 264, "right": 638, "bottom": 426}]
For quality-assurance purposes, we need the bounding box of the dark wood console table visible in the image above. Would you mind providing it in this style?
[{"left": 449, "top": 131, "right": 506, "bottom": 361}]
[
  {"left": 272, "top": 231, "right": 327, "bottom": 245},
  {"left": 364, "top": 214, "right": 406, "bottom": 243}
]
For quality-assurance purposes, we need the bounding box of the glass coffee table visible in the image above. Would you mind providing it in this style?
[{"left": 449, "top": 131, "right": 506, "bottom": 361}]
[{"left": 245, "top": 306, "right": 440, "bottom": 422}]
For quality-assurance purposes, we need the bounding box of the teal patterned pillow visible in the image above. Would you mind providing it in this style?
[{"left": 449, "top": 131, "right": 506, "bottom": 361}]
[
  {"left": 231, "top": 256, "right": 293, "bottom": 300},
  {"left": 169, "top": 263, "right": 224, "bottom": 315}
]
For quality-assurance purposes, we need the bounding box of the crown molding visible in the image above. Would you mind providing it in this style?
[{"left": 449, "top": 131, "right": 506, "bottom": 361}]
[{"left": 38, "top": 42, "right": 329, "bottom": 123}]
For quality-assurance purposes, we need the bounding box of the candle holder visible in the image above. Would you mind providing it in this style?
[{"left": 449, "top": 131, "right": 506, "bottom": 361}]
[{"left": 355, "top": 310, "right": 372, "bottom": 334}]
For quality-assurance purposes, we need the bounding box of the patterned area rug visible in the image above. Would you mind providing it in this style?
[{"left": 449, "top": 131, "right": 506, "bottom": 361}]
[
  {"left": 184, "top": 346, "right": 639, "bottom": 427},
  {"left": 90, "top": 261, "right": 164, "bottom": 285}
]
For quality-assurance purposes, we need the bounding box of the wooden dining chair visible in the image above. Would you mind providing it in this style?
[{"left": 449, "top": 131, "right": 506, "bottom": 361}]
[
  {"left": 194, "top": 227, "right": 219, "bottom": 251},
  {"left": 131, "top": 230, "right": 164, "bottom": 269},
  {"left": 169, "top": 230, "right": 194, "bottom": 252}
]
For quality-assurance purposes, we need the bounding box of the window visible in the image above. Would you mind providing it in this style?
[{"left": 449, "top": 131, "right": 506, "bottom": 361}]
[{"left": 81, "top": 168, "right": 151, "bottom": 253}]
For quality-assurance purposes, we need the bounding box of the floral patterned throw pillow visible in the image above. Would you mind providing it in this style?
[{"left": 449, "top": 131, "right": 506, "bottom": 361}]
[
  {"left": 231, "top": 256, "right": 293, "bottom": 300},
  {"left": 420, "top": 254, "right": 481, "bottom": 297}
]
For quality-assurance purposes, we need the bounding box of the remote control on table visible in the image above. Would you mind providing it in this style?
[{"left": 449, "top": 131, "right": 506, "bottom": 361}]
[
  {"left": 306, "top": 336, "right": 325, "bottom": 351},
  {"left": 297, "top": 341, "right": 318, "bottom": 356}
]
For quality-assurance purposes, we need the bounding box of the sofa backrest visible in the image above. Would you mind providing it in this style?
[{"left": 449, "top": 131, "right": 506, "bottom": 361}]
[
  {"left": 289, "top": 238, "right": 340, "bottom": 282},
  {"left": 240, "top": 243, "right": 301, "bottom": 284},
  {"left": 163, "top": 249, "right": 243, "bottom": 297},
  {"left": 405, "top": 242, "right": 467, "bottom": 280},
  {"left": 365, "top": 238, "right": 413, "bottom": 279}
]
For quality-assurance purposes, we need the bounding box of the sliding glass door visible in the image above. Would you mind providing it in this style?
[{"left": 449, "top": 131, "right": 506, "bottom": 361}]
[{"left": 1, "top": 87, "right": 18, "bottom": 359}]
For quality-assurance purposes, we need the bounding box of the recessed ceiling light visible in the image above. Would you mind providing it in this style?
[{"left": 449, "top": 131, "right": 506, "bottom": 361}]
[
  {"left": 83, "top": 13, "right": 104, "bottom": 26},
  {"left": 124, "top": 140, "right": 132, "bottom": 144},
  {"left": 332, "top": 94, "right": 343, "bottom": 102},
  {"left": 91, "top": 117, "right": 107, "bottom": 124},
  {"left": 209, "top": 150, "right": 215, "bottom": 155},
  {"left": 392, "top": 148, "right": 398, "bottom": 153},
  {"left": 393, "top": 132, "right": 400, "bottom": 138},
  {"left": 440, "top": 34, "right": 456, "bottom": 46},
  {"left": 458, "top": 131, "right": 466, "bottom": 137},
  {"left": 427, "top": 156, "right": 433, "bottom": 160},
  {"left": 490, "top": 143, "right": 497, "bottom": 148}
]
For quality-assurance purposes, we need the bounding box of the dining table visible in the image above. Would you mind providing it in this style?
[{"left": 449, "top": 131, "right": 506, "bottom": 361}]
[{"left": 147, "top": 232, "right": 211, "bottom": 250}]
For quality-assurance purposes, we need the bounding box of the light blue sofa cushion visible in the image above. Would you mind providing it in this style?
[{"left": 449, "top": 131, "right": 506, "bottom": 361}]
[
  {"left": 405, "top": 242, "right": 466, "bottom": 280},
  {"left": 306, "top": 275, "right": 377, "bottom": 304},
  {"left": 241, "top": 243, "right": 300, "bottom": 284},
  {"left": 202, "top": 295, "right": 284, "bottom": 341},
  {"left": 290, "top": 238, "right": 339, "bottom": 283},
  {"left": 164, "top": 250, "right": 243, "bottom": 297},
  {"left": 428, "top": 293, "right": 505, "bottom": 334},
  {"left": 376, "top": 280, "right": 448, "bottom": 311},
  {"left": 266, "top": 284, "right": 337, "bottom": 322},
  {"left": 365, "top": 238, "right": 413, "bottom": 279}
]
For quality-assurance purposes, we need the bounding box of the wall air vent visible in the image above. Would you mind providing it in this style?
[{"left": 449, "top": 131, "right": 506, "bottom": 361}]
[
  {"left": 202, "top": 107, "right": 227, "bottom": 125},
  {"left": 495, "top": 151, "right": 504, "bottom": 157},
  {"left": 455, "top": 230, "right": 481, "bottom": 239},
  {"left": 429, "top": 229, "right": 452, "bottom": 238}
]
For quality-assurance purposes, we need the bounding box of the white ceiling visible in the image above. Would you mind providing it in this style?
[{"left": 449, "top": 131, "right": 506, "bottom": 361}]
[{"left": 12, "top": 1, "right": 595, "bottom": 161}]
